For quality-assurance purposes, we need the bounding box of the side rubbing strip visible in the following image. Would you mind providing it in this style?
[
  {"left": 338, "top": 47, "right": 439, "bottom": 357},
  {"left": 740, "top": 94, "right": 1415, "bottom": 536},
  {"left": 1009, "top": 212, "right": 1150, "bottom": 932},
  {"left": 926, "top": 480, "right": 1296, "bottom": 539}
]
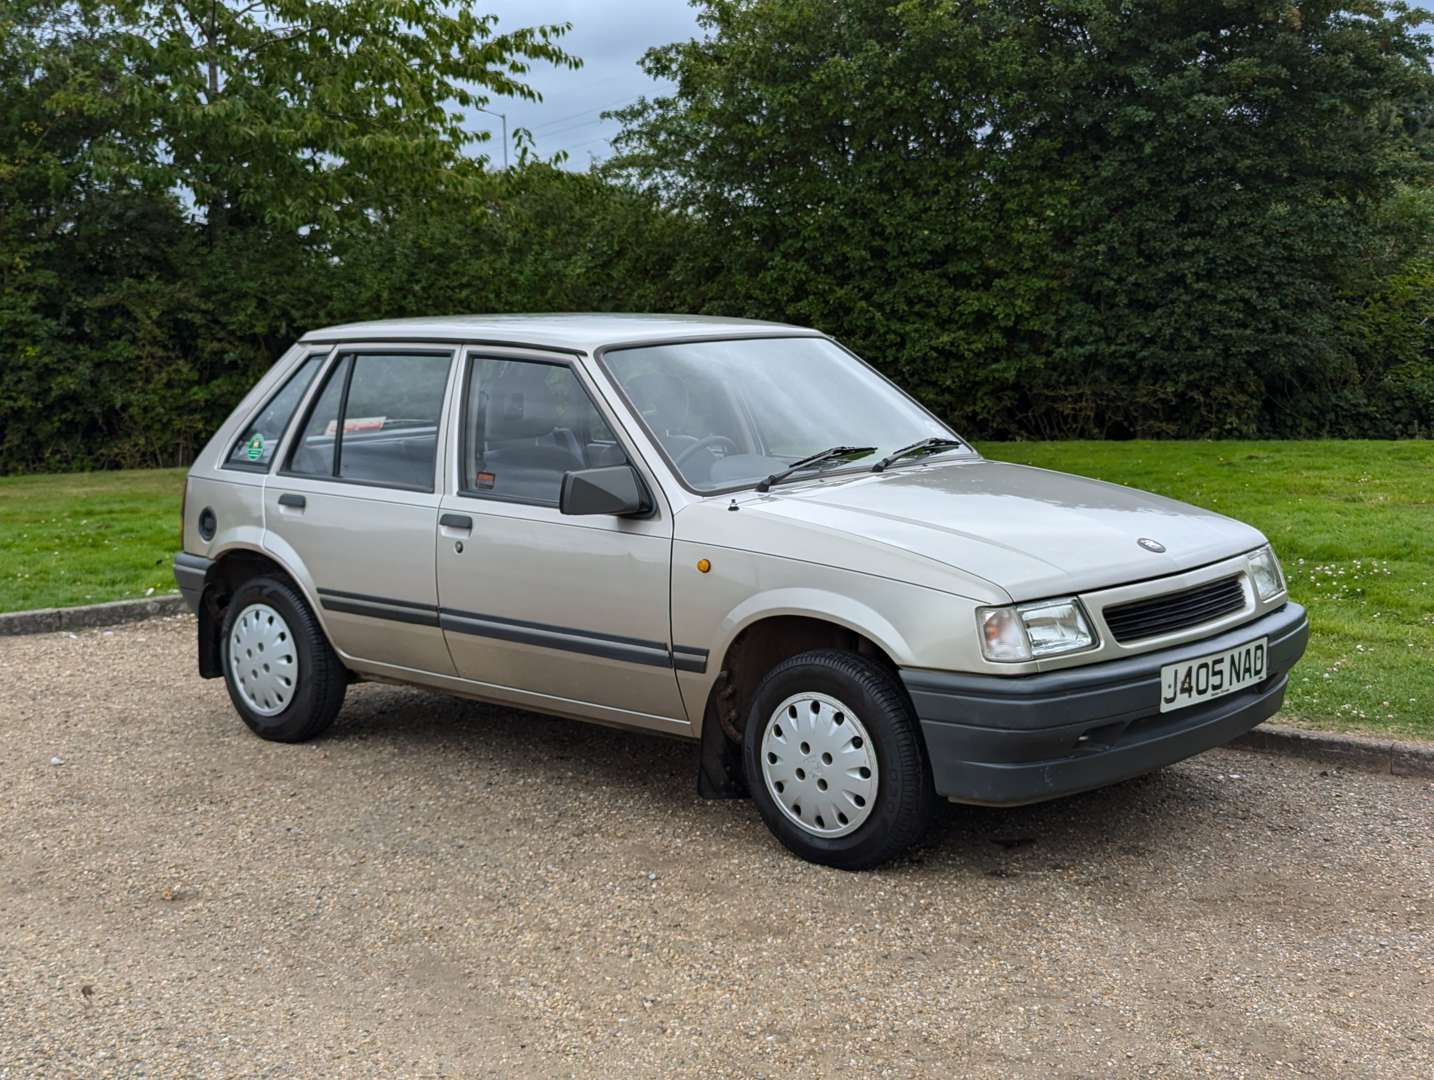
[
  {"left": 672, "top": 645, "right": 709, "bottom": 674},
  {"left": 317, "top": 587, "right": 440, "bottom": 627},
  {"left": 314, "top": 589, "right": 709, "bottom": 672},
  {"left": 439, "top": 610, "right": 674, "bottom": 668},
  {"left": 320, "top": 598, "right": 440, "bottom": 627},
  {"left": 317, "top": 587, "right": 437, "bottom": 612}
]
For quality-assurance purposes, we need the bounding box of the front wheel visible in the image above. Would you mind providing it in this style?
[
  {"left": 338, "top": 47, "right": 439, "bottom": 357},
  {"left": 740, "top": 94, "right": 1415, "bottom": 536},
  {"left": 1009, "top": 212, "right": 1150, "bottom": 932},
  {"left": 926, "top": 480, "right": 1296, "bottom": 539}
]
[
  {"left": 220, "top": 576, "right": 346, "bottom": 742},
  {"left": 744, "top": 650, "right": 936, "bottom": 870}
]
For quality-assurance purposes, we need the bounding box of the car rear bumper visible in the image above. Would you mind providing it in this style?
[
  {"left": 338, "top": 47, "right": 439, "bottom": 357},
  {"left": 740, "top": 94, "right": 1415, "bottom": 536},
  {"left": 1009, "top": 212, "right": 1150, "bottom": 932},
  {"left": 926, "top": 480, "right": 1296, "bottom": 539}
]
[
  {"left": 173, "top": 553, "right": 212, "bottom": 613},
  {"left": 901, "top": 602, "right": 1309, "bottom": 806}
]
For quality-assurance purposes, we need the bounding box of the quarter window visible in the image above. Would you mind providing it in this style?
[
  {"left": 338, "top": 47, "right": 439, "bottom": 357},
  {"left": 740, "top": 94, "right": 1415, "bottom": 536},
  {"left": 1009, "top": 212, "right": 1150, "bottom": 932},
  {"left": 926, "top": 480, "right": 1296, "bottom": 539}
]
[
  {"left": 286, "top": 351, "right": 453, "bottom": 491},
  {"left": 224, "top": 353, "right": 325, "bottom": 470},
  {"left": 461, "top": 357, "right": 627, "bottom": 505}
]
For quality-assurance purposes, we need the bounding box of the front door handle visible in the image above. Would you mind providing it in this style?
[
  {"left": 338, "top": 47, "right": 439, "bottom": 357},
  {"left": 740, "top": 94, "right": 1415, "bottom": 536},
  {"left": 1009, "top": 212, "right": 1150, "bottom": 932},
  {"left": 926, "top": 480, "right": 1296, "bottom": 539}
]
[
  {"left": 278, "top": 493, "right": 306, "bottom": 509},
  {"left": 439, "top": 513, "right": 473, "bottom": 531}
]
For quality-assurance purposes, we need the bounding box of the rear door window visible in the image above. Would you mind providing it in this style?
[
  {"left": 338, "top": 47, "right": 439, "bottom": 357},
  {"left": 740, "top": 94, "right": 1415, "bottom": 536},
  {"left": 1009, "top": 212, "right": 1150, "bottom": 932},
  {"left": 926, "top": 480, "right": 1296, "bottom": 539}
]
[
  {"left": 224, "top": 353, "right": 325, "bottom": 471},
  {"left": 284, "top": 351, "right": 453, "bottom": 491},
  {"left": 286, "top": 356, "right": 350, "bottom": 479},
  {"left": 337, "top": 353, "right": 452, "bottom": 490}
]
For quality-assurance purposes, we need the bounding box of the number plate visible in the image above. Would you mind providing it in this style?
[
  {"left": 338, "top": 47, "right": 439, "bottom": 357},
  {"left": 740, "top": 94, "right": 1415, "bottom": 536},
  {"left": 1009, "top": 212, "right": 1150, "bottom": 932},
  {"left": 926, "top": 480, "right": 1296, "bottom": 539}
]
[{"left": 1159, "top": 637, "right": 1268, "bottom": 713}]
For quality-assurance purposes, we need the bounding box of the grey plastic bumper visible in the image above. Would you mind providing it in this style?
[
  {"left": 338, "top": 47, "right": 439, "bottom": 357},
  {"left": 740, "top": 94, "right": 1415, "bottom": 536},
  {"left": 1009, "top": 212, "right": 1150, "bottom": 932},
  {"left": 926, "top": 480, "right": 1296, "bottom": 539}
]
[
  {"left": 173, "top": 553, "right": 212, "bottom": 613},
  {"left": 902, "top": 602, "right": 1309, "bottom": 806}
]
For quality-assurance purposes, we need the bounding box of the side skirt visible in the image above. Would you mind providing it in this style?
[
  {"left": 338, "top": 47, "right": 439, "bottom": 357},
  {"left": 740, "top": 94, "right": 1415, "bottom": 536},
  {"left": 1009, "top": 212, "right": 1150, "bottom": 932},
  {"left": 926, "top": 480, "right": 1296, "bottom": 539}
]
[{"left": 341, "top": 655, "right": 695, "bottom": 739}]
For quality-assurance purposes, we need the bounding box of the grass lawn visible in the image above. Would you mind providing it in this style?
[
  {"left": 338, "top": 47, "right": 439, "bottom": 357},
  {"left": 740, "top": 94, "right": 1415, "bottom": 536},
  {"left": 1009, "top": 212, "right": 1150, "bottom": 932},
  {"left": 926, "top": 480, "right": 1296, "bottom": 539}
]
[
  {"left": 982, "top": 441, "right": 1432, "bottom": 740},
  {"left": 0, "top": 468, "right": 187, "bottom": 613},
  {"left": 1, "top": 442, "right": 1429, "bottom": 739}
]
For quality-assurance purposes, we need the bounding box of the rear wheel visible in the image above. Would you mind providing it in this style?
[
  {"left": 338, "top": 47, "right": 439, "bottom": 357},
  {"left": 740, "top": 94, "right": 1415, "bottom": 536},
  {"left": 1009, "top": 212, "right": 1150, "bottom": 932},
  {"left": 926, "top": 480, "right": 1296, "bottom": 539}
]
[
  {"left": 744, "top": 649, "right": 935, "bottom": 870},
  {"left": 220, "top": 576, "right": 346, "bottom": 742}
]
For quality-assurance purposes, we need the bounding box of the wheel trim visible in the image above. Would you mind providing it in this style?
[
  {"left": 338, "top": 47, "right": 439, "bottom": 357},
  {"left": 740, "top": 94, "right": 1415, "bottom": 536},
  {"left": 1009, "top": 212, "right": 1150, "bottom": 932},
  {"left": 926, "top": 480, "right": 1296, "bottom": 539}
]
[
  {"left": 229, "top": 603, "right": 299, "bottom": 717},
  {"left": 760, "top": 691, "right": 878, "bottom": 839}
]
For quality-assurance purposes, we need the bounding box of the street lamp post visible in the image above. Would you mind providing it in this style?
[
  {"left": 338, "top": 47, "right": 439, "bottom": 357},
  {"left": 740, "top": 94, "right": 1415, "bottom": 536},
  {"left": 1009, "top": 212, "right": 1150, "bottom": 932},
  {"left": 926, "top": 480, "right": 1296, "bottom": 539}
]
[{"left": 475, "top": 106, "right": 508, "bottom": 170}]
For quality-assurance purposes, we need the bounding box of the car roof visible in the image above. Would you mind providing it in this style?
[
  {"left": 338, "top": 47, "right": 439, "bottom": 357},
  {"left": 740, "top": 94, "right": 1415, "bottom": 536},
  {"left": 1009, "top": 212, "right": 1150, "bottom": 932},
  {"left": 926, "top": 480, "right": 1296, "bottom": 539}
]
[{"left": 298, "top": 313, "right": 822, "bottom": 354}]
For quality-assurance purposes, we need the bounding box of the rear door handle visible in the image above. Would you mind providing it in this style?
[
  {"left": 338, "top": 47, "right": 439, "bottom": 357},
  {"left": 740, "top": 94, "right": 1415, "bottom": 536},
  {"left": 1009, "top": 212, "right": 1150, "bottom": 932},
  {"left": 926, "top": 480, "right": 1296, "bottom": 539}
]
[
  {"left": 278, "top": 493, "right": 306, "bottom": 509},
  {"left": 439, "top": 513, "right": 473, "bottom": 531}
]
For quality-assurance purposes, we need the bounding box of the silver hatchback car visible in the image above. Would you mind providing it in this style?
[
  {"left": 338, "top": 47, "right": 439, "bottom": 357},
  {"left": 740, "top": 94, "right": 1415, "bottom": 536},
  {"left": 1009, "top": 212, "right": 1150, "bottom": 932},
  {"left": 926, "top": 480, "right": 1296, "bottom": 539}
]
[{"left": 176, "top": 314, "right": 1308, "bottom": 869}]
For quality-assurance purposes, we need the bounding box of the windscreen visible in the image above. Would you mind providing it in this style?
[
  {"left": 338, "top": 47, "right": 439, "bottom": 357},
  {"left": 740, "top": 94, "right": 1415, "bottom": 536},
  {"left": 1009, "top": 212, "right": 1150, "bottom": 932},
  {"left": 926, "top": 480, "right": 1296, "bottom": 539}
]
[{"left": 603, "top": 337, "right": 963, "bottom": 492}]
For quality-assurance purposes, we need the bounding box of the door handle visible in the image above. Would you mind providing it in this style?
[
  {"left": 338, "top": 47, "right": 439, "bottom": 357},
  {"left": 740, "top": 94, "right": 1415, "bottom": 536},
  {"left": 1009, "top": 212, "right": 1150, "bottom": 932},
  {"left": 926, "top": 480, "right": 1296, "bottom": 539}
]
[
  {"left": 278, "top": 493, "right": 306, "bottom": 509},
  {"left": 439, "top": 513, "right": 473, "bottom": 531}
]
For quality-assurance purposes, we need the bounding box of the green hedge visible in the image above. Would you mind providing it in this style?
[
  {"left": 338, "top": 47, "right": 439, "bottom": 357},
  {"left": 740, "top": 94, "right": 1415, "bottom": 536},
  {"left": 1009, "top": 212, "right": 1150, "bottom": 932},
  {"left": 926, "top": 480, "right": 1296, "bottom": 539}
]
[{"left": 2, "top": 0, "right": 1432, "bottom": 475}]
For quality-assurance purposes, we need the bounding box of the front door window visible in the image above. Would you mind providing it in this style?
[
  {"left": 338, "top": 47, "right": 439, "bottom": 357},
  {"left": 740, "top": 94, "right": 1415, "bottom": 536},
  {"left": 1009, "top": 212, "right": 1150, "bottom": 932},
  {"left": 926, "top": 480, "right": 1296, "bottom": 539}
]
[{"left": 460, "top": 356, "right": 627, "bottom": 505}]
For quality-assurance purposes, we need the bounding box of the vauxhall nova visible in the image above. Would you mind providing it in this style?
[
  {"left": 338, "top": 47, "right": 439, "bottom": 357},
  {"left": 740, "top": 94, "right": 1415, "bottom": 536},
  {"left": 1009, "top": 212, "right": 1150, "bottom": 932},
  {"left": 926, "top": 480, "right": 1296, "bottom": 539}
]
[{"left": 175, "top": 315, "right": 1308, "bottom": 868}]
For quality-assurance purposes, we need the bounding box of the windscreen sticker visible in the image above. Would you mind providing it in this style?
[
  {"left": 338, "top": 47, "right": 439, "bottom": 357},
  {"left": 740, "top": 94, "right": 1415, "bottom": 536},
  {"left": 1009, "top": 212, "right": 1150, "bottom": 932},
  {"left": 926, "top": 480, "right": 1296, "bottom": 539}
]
[
  {"left": 477, "top": 471, "right": 496, "bottom": 490},
  {"left": 245, "top": 434, "right": 265, "bottom": 461}
]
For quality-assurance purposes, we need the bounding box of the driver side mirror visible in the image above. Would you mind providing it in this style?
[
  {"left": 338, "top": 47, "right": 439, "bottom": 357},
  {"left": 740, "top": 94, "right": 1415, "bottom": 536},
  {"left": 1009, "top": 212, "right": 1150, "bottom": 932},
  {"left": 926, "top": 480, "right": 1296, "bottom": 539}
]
[{"left": 559, "top": 465, "right": 652, "bottom": 517}]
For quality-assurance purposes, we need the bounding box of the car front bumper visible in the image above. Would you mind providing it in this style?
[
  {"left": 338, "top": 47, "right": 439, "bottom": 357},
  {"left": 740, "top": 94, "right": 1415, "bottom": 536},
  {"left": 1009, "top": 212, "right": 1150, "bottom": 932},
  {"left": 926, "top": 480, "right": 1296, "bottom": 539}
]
[{"left": 901, "top": 601, "right": 1309, "bottom": 806}]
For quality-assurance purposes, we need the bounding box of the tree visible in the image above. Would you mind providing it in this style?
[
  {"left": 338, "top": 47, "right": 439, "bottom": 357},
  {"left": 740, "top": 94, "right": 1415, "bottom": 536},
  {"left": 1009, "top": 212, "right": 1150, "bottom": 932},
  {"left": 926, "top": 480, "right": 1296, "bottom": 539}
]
[
  {"left": 611, "top": 0, "right": 1434, "bottom": 438},
  {"left": 994, "top": 0, "right": 1434, "bottom": 437},
  {"left": 1, "top": 1, "right": 197, "bottom": 469},
  {"left": 1342, "top": 184, "right": 1434, "bottom": 436},
  {"left": 610, "top": 0, "right": 1042, "bottom": 421},
  {"left": 83, "top": 0, "right": 578, "bottom": 242},
  {"left": 0, "top": 0, "right": 587, "bottom": 471},
  {"left": 320, "top": 162, "right": 702, "bottom": 322}
]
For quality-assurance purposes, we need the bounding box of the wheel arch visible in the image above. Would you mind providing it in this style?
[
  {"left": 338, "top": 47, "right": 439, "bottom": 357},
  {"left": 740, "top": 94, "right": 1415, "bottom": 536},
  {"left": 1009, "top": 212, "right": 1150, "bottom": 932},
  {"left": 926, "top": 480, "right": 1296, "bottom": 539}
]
[
  {"left": 696, "top": 593, "right": 911, "bottom": 799},
  {"left": 196, "top": 543, "right": 318, "bottom": 678}
]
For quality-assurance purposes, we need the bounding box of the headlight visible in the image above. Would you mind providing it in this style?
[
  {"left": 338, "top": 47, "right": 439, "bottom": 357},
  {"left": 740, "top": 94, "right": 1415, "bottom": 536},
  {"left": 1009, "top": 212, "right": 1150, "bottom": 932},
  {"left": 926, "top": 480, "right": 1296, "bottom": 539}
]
[
  {"left": 977, "top": 597, "right": 1096, "bottom": 662},
  {"left": 1247, "top": 545, "right": 1285, "bottom": 601}
]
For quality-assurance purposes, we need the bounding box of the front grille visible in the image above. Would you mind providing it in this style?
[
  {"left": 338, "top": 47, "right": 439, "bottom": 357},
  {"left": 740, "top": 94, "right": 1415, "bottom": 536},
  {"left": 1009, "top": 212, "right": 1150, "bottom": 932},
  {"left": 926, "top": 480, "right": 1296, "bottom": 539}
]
[{"left": 1102, "top": 574, "right": 1246, "bottom": 644}]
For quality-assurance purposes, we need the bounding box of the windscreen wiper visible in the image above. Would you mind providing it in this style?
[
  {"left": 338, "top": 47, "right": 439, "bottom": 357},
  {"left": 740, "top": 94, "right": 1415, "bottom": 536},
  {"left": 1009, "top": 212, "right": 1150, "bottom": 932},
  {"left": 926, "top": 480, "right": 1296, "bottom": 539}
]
[
  {"left": 755, "top": 445, "right": 878, "bottom": 492},
  {"left": 870, "top": 437, "right": 966, "bottom": 473}
]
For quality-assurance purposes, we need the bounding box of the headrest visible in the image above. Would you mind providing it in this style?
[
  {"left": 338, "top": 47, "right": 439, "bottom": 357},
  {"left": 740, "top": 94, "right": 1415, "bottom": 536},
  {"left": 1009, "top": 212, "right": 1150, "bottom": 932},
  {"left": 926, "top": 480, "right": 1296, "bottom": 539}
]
[{"left": 484, "top": 364, "right": 562, "bottom": 441}]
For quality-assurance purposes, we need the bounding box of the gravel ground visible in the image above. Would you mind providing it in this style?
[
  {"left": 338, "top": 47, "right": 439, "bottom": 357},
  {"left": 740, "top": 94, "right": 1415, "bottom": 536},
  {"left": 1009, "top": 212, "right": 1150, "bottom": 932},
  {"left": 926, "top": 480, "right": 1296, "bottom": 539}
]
[{"left": 2, "top": 616, "right": 1431, "bottom": 1079}]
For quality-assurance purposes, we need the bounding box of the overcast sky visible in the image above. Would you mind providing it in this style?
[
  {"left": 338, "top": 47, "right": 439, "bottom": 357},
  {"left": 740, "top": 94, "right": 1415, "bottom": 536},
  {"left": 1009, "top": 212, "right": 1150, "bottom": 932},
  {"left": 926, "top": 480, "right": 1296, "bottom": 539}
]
[{"left": 471, "top": 1, "right": 702, "bottom": 168}]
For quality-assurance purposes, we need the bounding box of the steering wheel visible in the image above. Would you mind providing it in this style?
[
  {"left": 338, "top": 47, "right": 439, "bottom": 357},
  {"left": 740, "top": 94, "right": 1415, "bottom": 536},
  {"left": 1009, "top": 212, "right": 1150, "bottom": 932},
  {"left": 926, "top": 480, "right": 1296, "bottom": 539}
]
[{"left": 674, "top": 435, "right": 738, "bottom": 466}]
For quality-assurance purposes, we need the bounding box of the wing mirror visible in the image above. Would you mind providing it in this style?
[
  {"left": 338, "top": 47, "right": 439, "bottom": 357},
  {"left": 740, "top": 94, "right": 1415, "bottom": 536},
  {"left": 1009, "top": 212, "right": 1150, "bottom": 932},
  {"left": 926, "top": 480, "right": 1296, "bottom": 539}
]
[{"left": 559, "top": 465, "right": 652, "bottom": 517}]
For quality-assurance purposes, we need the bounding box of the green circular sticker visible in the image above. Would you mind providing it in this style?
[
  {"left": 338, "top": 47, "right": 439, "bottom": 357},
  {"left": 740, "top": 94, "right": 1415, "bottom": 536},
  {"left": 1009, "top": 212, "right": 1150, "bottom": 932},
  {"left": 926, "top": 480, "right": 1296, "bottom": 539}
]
[{"left": 245, "top": 433, "right": 265, "bottom": 462}]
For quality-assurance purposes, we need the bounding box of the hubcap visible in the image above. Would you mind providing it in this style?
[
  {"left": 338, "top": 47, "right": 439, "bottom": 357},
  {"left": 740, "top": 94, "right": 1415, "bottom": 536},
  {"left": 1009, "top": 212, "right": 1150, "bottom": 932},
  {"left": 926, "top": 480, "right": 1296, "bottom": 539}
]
[
  {"left": 229, "top": 603, "right": 298, "bottom": 717},
  {"left": 760, "top": 692, "right": 878, "bottom": 838}
]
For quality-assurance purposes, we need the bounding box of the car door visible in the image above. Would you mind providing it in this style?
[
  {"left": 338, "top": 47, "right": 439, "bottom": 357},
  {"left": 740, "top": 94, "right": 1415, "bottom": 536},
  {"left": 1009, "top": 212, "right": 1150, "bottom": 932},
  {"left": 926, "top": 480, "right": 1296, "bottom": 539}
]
[
  {"left": 265, "top": 345, "right": 458, "bottom": 675},
  {"left": 435, "top": 348, "right": 688, "bottom": 727}
]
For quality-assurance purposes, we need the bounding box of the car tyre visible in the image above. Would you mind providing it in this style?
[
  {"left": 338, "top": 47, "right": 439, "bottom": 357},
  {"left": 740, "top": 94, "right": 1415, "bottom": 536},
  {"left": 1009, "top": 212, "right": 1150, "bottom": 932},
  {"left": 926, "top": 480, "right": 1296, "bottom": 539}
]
[
  {"left": 744, "top": 649, "right": 936, "bottom": 870},
  {"left": 220, "top": 575, "right": 346, "bottom": 742}
]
